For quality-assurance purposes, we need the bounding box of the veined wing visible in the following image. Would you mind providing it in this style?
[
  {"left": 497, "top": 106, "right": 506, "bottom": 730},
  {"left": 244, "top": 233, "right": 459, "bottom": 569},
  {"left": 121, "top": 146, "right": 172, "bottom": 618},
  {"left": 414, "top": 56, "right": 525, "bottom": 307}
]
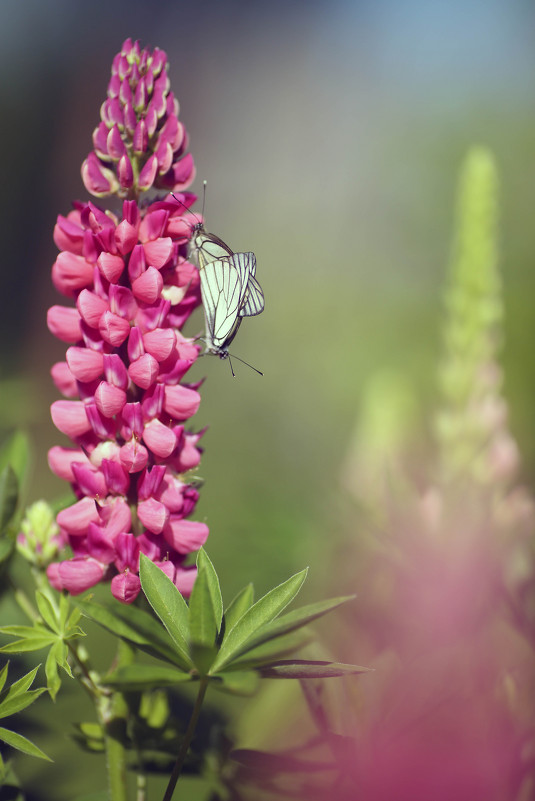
[
  {"left": 189, "top": 225, "right": 234, "bottom": 270},
  {"left": 200, "top": 257, "right": 248, "bottom": 349},
  {"left": 240, "top": 273, "right": 265, "bottom": 317}
]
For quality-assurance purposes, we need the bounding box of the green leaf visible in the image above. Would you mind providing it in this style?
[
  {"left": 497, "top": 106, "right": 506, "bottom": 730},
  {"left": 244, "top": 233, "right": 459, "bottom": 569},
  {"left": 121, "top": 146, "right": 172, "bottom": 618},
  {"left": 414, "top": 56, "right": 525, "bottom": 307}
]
[
  {"left": 3, "top": 665, "right": 39, "bottom": 696},
  {"left": 228, "top": 595, "right": 355, "bottom": 660},
  {"left": 0, "top": 467, "right": 18, "bottom": 534},
  {"left": 224, "top": 584, "right": 254, "bottom": 633},
  {"left": 196, "top": 549, "right": 223, "bottom": 633},
  {"left": 36, "top": 591, "right": 59, "bottom": 634},
  {"left": 0, "top": 687, "right": 46, "bottom": 718},
  {"left": 211, "top": 568, "right": 308, "bottom": 673},
  {"left": 45, "top": 643, "right": 62, "bottom": 700},
  {"left": 189, "top": 567, "right": 218, "bottom": 650},
  {"left": 139, "top": 554, "right": 192, "bottom": 667},
  {"left": 0, "top": 663, "right": 8, "bottom": 694},
  {"left": 76, "top": 598, "right": 191, "bottom": 670},
  {"left": 0, "top": 431, "right": 31, "bottom": 488},
  {"left": 104, "top": 664, "right": 193, "bottom": 691},
  {"left": 256, "top": 660, "right": 373, "bottom": 679},
  {"left": 0, "top": 632, "right": 57, "bottom": 653},
  {"left": 0, "top": 726, "right": 51, "bottom": 761}
]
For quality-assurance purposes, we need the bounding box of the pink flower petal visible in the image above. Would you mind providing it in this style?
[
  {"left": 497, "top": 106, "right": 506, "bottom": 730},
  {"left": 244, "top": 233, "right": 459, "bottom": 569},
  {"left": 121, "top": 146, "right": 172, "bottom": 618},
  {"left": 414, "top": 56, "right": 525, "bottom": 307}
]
[
  {"left": 51, "top": 362, "right": 78, "bottom": 397},
  {"left": 97, "top": 252, "right": 125, "bottom": 283},
  {"left": 174, "top": 565, "right": 197, "bottom": 597},
  {"left": 137, "top": 497, "right": 169, "bottom": 534},
  {"left": 95, "top": 381, "right": 127, "bottom": 417},
  {"left": 52, "top": 252, "right": 94, "bottom": 297},
  {"left": 163, "top": 519, "right": 209, "bottom": 554},
  {"left": 71, "top": 463, "right": 108, "bottom": 498},
  {"left": 77, "top": 289, "right": 109, "bottom": 329},
  {"left": 47, "top": 305, "right": 82, "bottom": 343},
  {"left": 143, "top": 328, "right": 175, "bottom": 362},
  {"left": 143, "top": 237, "right": 173, "bottom": 269},
  {"left": 111, "top": 571, "right": 141, "bottom": 603},
  {"left": 66, "top": 347, "right": 104, "bottom": 382},
  {"left": 48, "top": 446, "right": 89, "bottom": 482},
  {"left": 58, "top": 557, "right": 105, "bottom": 594},
  {"left": 143, "top": 419, "right": 177, "bottom": 459},
  {"left": 128, "top": 353, "right": 159, "bottom": 389},
  {"left": 163, "top": 384, "right": 201, "bottom": 421},
  {"left": 57, "top": 497, "right": 100, "bottom": 535},
  {"left": 99, "top": 311, "right": 130, "bottom": 347},
  {"left": 120, "top": 440, "right": 149, "bottom": 473},
  {"left": 51, "top": 400, "right": 92, "bottom": 438},
  {"left": 132, "top": 266, "right": 163, "bottom": 304}
]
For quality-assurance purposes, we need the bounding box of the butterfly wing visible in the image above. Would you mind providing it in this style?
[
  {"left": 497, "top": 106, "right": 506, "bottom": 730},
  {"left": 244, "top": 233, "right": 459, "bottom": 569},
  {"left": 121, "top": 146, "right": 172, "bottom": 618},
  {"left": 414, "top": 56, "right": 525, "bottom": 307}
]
[
  {"left": 200, "top": 257, "right": 249, "bottom": 354},
  {"left": 189, "top": 226, "right": 234, "bottom": 270}
]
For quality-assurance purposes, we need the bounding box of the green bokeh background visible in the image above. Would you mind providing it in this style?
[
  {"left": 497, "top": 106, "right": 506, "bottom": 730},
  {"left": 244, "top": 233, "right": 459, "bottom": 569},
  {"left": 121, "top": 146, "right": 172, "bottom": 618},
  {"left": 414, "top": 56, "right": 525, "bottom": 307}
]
[{"left": 1, "top": 1, "right": 535, "bottom": 798}]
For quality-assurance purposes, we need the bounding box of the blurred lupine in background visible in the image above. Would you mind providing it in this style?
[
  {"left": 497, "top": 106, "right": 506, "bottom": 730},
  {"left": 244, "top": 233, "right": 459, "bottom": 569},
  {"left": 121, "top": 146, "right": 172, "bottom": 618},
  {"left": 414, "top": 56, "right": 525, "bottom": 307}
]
[{"left": 0, "top": 39, "right": 366, "bottom": 801}]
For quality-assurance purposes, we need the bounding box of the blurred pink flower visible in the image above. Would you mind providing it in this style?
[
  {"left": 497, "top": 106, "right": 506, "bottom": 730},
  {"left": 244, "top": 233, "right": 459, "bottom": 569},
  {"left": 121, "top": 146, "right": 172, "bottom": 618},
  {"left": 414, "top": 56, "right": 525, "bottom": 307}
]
[{"left": 47, "top": 40, "right": 206, "bottom": 603}]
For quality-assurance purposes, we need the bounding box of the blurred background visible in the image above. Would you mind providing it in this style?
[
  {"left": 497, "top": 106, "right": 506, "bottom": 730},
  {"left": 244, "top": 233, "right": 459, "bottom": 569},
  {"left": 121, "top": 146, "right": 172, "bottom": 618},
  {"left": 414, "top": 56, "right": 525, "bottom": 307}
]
[{"left": 1, "top": 0, "right": 535, "bottom": 798}]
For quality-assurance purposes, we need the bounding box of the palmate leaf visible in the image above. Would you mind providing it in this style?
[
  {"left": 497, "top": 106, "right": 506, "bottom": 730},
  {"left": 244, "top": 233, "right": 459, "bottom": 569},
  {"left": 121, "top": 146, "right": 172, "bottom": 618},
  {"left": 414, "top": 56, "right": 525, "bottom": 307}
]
[
  {"left": 210, "top": 568, "right": 309, "bottom": 673},
  {"left": 0, "top": 666, "right": 46, "bottom": 717},
  {"left": 104, "top": 664, "right": 193, "bottom": 691},
  {"left": 255, "top": 660, "right": 373, "bottom": 679},
  {"left": 224, "top": 628, "right": 315, "bottom": 671},
  {"left": 224, "top": 583, "right": 254, "bottom": 633}
]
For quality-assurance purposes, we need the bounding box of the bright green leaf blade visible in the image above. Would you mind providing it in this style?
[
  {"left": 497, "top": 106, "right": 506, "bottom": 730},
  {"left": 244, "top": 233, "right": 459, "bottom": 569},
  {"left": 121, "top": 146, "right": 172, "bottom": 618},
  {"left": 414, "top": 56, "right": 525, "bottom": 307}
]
[
  {"left": 227, "top": 595, "right": 355, "bottom": 661},
  {"left": 3, "top": 665, "right": 39, "bottom": 696},
  {"left": 0, "top": 466, "right": 18, "bottom": 533},
  {"left": 0, "top": 726, "right": 51, "bottom": 761},
  {"left": 104, "top": 664, "right": 193, "bottom": 691},
  {"left": 0, "top": 625, "right": 44, "bottom": 637},
  {"left": 0, "top": 688, "right": 46, "bottom": 718},
  {"left": 196, "top": 549, "right": 223, "bottom": 633},
  {"left": 224, "top": 584, "right": 254, "bottom": 634},
  {"left": 189, "top": 567, "right": 218, "bottom": 650},
  {"left": 257, "top": 660, "right": 373, "bottom": 679},
  {"left": 0, "top": 663, "right": 8, "bottom": 694},
  {"left": 66, "top": 605, "right": 83, "bottom": 630},
  {"left": 0, "top": 431, "right": 31, "bottom": 488},
  {"left": 139, "top": 554, "right": 192, "bottom": 665},
  {"left": 36, "top": 592, "right": 59, "bottom": 634},
  {"left": 211, "top": 568, "right": 308, "bottom": 673},
  {"left": 75, "top": 598, "right": 190, "bottom": 670},
  {"left": 0, "top": 633, "right": 56, "bottom": 653},
  {"left": 45, "top": 643, "right": 62, "bottom": 700}
]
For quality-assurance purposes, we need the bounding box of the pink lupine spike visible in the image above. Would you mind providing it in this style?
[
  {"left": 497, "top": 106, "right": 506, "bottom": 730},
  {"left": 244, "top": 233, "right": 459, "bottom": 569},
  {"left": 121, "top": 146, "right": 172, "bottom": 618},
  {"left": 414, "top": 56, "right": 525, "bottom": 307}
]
[
  {"left": 97, "top": 497, "right": 131, "bottom": 537},
  {"left": 66, "top": 347, "right": 104, "bottom": 383},
  {"left": 128, "top": 353, "right": 159, "bottom": 389},
  {"left": 57, "top": 497, "right": 100, "bottom": 535},
  {"left": 124, "top": 102, "right": 137, "bottom": 136},
  {"left": 128, "top": 327, "right": 145, "bottom": 361},
  {"left": 181, "top": 486, "right": 200, "bottom": 517},
  {"left": 51, "top": 362, "right": 78, "bottom": 398},
  {"left": 128, "top": 243, "right": 146, "bottom": 282},
  {"left": 80, "top": 320, "right": 105, "bottom": 352},
  {"left": 107, "top": 97, "right": 124, "bottom": 127},
  {"left": 163, "top": 519, "right": 209, "bottom": 555},
  {"left": 154, "top": 560, "right": 175, "bottom": 582},
  {"left": 143, "top": 328, "right": 175, "bottom": 362},
  {"left": 76, "top": 289, "right": 108, "bottom": 328},
  {"left": 108, "top": 74, "right": 121, "bottom": 98},
  {"left": 117, "top": 54, "right": 130, "bottom": 81},
  {"left": 71, "top": 463, "right": 108, "bottom": 499},
  {"left": 151, "top": 48, "right": 166, "bottom": 75},
  {"left": 51, "top": 400, "right": 92, "bottom": 438},
  {"left": 111, "top": 571, "right": 141, "bottom": 603},
  {"left": 134, "top": 78, "right": 147, "bottom": 111},
  {"left": 101, "top": 458, "right": 130, "bottom": 495},
  {"left": 174, "top": 431, "right": 203, "bottom": 471},
  {"left": 132, "top": 266, "right": 163, "bottom": 304},
  {"left": 48, "top": 446, "right": 89, "bottom": 482},
  {"left": 94, "top": 381, "right": 127, "bottom": 417},
  {"left": 169, "top": 153, "right": 195, "bottom": 191},
  {"left": 133, "top": 119, "right": 148, "bottom": 154},
  {"left": 137, "top": 498, "right": 169, "bottom": 535},
  {"left": 141, "top": 298, "right": 171, "bottom": 331},
  {"left": 120, "top": 440, "right": 148, "bottom": 473},
  {"left": 156, "top": 475, "right": 185, "bottom": 513},
  {"left": 115, "top": 220, "right": 139, "bottom": 256},
  {"left": 156, "top": 140, "right": 173, "bottom": 173},
  {"left": 137, "top": 531, "right": 164, "bottom": 561},
  {"left": 120, "top": 402, "right": 144, "bottom": 440},
  {"left": 139, "top": 208, "right": 168, "bottom": 241},
  {"left": 103, "top": 353, "right": 128, "bottom": 389},
  {"left": 138, "top": 464, "right": 167, "bottom": 500},
  {"left": 142, "top": 419, "right": 177, "bottom": 459},
  {"left": 145, "top": 106, "right": 158, "bottom": 137},
  {"left": 163, "top": 384, "right": 201, "bottom": 421},
  {"left": 99, "top": 311, "right": 130, "bottom": 347},
  {"left": 119, "top": 79, "right": 133, "bottom": 108},
  {"left": 138, "top": 154, "right": 158, "bottom": 190},
  {"left": 141, "top": 383, "right": 165, "bottom": 419}
]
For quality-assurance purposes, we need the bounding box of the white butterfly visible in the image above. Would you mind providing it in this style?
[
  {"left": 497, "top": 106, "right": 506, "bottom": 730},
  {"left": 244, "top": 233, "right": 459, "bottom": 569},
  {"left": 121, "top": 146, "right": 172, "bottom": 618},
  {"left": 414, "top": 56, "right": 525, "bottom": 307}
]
[{"left": 199, "top": 250, "right": 265, "bottom": 370}]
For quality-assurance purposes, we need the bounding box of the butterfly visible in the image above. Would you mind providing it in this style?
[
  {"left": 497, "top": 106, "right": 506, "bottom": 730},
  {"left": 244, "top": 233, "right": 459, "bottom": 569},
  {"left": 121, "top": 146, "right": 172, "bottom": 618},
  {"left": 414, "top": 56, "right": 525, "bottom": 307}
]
[{"left": 199, "top": 250, "right": 265, "bottom": 373}]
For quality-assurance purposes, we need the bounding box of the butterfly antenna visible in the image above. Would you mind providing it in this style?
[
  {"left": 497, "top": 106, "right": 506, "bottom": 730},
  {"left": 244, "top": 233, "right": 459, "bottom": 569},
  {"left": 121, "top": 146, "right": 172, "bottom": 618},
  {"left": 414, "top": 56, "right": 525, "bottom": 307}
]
[
  {"left": 228, "top": 354, "right": 236, "bottom": 377},
  {"left": 170, "top": 191, "right": 202, "bottom": 230},
  {"left": 201, "top": 180, "right": 207, "bottom": 220},
  {"left": 228, "top": 352, "right": 264, "bottom": 376}
]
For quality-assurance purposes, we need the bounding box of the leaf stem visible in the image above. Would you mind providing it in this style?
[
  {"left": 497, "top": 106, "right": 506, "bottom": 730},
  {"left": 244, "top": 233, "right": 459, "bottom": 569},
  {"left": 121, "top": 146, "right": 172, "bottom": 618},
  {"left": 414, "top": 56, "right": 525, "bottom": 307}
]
[{"left": 162, "top": 678, "right": 209, "bottom": 801}]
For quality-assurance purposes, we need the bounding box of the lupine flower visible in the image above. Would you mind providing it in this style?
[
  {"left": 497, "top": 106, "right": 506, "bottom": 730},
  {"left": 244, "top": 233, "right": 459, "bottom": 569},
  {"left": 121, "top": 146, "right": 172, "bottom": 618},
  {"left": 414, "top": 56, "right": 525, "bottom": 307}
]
[{"left": 47, "top": 39, "right": 207, "bottom": 603}]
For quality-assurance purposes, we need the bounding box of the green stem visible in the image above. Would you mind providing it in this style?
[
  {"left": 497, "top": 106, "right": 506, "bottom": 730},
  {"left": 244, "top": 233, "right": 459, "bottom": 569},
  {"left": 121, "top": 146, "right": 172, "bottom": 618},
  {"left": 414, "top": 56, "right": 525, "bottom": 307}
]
[
  {"left": 101, "top": 639, "right": 135, "bottom": 801},
  {"left": 162, "top": 679, "right": 209, "bottom": 801}
]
